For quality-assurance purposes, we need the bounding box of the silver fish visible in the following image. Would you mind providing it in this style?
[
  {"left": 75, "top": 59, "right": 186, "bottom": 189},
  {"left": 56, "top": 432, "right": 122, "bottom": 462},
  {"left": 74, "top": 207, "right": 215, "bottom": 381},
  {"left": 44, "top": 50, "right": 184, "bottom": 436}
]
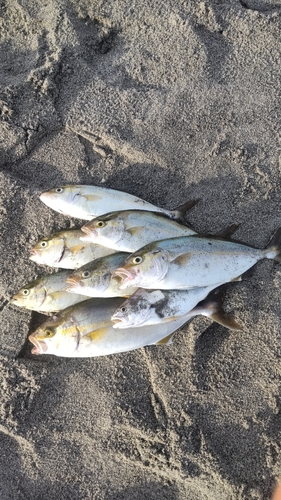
[
  {"left": 66, "top": 252, "right": 137, "bottom": 298},
  {"left": 111, "top": 284, "right": 230, "bottom": 328},
  {"left": 40, "top": 184, "right": 196, "bottom": 221},
  {"left": 29, "top": 229, "right": 117, "bottom": 269},
  {"left": 28, "top": 292, "right": 240, "bottom": 358},
  {"left": 115, "top": 228, "right": 281, "bottom": 289},
  {"left": 11, "top": 270, "right": 89, "bottom": 314},
  {"left": 80, "top": 210, "right": 196, "bottom": 252}
]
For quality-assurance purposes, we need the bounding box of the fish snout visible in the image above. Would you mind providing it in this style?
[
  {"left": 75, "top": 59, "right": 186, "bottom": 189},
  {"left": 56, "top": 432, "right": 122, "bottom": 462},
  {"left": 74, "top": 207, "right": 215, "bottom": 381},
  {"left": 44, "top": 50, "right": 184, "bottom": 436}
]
[
  {"left": 29, "top": 249, "right": 38, "bottom": 261},
  {"left": 111, "top": 309, "right": 128, "bottom": 328},
  {"left": 80, "top": 225, "right": 97, "bottom": 241},
  {"left": 114, "top": 267, "right": 137, "bottom": 289},
  {"left": 28, "top": 334, "right": 47, "bottom": 355},
  {"left": 66, "top": 277, "right": 82, "bottom": 288}
]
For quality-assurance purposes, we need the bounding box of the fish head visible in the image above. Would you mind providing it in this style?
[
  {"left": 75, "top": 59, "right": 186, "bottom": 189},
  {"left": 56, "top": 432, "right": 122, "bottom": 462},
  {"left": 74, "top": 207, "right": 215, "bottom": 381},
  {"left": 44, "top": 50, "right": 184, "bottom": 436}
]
[
  {"left": 40, "top": 186, "right": 88, "bottom": 218},
  {"left": 80, "top": 213, "right": 125, "bottom": 246},
  {"left": 29, "top": 234, "right": 65, "bottom": 266},
  {"left": 114, "top": 247, "right": 169, "bottom": 289},
  {"left": 66, "top": 261, "right": 111, "bottom": 294},
  {"left": 29, "top": 315, "right": 79, "bottom": 356},
  {"left": 111, "top": 293, "right": 152, "bottom": 328},
  {"left": 11, "top": 279, "right": 46, "bottom": 310}
]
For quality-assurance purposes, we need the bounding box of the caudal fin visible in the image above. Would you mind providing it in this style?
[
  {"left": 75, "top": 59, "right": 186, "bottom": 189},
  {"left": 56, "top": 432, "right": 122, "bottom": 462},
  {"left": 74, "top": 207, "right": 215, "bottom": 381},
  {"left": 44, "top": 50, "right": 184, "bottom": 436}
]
[
  {"left": 265, "top": 227, "right": 281, "bottom": 263},
  {"left": 192, "top": 286, "right": 243, "bottom": 331}
]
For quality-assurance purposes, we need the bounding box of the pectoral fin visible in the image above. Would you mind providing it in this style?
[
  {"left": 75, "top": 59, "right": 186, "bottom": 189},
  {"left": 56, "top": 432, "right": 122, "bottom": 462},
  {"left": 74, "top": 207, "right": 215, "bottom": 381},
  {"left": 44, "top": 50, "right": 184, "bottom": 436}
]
[
  {"left": 128, "top": 226, "right": 147, "bottom": 237},
  {"left": 70, "top": 244, "right": 85, "bottom": 253},
  {"left": 84, "top": 327, "right": 109, "bottom": 342},
  {"left": 172, "top": 253, "right": 191, "bottom": 267}
]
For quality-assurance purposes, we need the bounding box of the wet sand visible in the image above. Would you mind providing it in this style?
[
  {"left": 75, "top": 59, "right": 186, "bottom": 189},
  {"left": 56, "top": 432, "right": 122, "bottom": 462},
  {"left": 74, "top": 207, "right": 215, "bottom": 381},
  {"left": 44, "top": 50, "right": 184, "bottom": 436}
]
[{"left": 1, "top": 1, "right": 281, "bottom": 498}]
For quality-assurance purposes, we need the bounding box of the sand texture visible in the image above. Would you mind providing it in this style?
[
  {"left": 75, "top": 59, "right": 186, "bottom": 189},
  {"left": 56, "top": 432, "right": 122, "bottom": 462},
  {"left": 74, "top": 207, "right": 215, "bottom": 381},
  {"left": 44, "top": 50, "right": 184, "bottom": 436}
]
[{"left": 1, "top": 0, "right": 281, "bottom": 498}]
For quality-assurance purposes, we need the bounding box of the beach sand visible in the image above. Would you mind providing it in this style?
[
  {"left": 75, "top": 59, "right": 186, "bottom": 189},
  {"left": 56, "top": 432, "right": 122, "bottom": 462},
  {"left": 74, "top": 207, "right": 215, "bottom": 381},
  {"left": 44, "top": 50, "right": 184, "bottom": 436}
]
[{"left": 1, "top": 1, "right": 281, "bottom": 498}]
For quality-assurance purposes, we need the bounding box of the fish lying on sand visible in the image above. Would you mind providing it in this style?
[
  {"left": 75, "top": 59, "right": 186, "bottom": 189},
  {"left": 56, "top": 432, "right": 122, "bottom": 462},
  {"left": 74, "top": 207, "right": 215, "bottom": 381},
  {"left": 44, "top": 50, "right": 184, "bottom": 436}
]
[
  {"left": 80, "top": 210, "right": 196, "bottom": 252},
  {"left": 114, "top": 228, "right": 281, "bottom": 289},
  {"left": 66, "top": 252, "right": 136, "bottom": 298},
  {"left": 40, "top": 184, "right": 197, "bottom": 221},
  {"left": 11, "top": 270, "right": 89, "bottom": 313},
  {"left": 111, "top": 284, "right": 239, "bottom": 328},
  {"left": 29, "top": 291, "right": 241, "bottom": 357},
  {"left": 29, "top": 229, "right": 117, "bottom": 269}
]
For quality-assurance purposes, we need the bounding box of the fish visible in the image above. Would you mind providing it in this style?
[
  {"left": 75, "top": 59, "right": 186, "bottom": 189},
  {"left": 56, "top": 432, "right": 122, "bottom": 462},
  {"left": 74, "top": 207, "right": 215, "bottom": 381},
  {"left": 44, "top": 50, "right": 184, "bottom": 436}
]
[
  {"left": 39, "top": 184, "right": 197, "bottom": 221},
  {"left": 28, "top": 292, "right": 241, "bottom": 358},
  {"left": 111, "top": 283, "right": 237, "bottom": 328},
  {"left": 80, "top": 210, "right": 196, "bottom": 252},
  {"left": 11, "top": 270, "right": 89, "bottom": 314},
  {"left": 114, "top": 228, "right": 281, "bottom": 289},
  {"left": 66, "top": 252, "right": 137, "bottom": 298},
  {"left": 29, "top": 229, "right": 117, "bottom": 269}
]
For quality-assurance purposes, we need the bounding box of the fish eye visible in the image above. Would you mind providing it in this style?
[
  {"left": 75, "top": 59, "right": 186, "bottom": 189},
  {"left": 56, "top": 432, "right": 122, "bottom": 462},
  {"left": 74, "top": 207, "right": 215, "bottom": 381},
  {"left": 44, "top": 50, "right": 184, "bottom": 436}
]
[
  {"left": 40, "top": 241, "right": 48, "bottom": 248},
  {"left": 23, "top": 289, "right": 29, "bottom": 296},
  {"left": 133, "top": 256, "right": 142, "bottom": 264},
  {"left": 96, "top": 221, "right": 105, "bottom": 228},
  {"left": 44, "top": 330, "right": 53, "bottom": 337},
  {"left": 82, "top": 270, "right": 90, "bottom": 278},
  {"left": 121, "top": 307, "right": 126, "bottom": 312},
  {"left": 56, "top": 187, "right": 63, "bottom": 193}
]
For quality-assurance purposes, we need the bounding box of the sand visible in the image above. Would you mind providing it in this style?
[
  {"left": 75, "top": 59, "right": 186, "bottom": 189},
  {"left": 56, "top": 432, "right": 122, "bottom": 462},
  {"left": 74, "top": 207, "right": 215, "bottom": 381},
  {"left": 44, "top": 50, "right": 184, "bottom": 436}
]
[{"left": 1, "top": 0, "right": 281, "bottom": 498}]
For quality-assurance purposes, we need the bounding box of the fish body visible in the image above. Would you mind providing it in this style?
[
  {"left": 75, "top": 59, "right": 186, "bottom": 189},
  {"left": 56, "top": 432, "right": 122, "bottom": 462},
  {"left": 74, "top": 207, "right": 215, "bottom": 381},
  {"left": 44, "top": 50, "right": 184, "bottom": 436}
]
[
  {"left": 80, "top": 210, "right": 195, "bottom": 252},
  {"left": 115, "top": 229, "right": 281, "bottom": 289},
  {"left": 29, "top": 229, "right": 116, "bottom": 269},
  {"left": 29, "top": 291, "right": 241, "bottom": 357},
  {"left": 66, "top": 252, "right": 137, "bottom": 298},
  {"left": 28, "top": 298, "right": 184, "bottom": 357},
  {"left": 111, "top": 284, "right": 225, "bottom": 328},
  {"left": 11, "top": 270, "right": 89, "bottom": 313},
  {"left": 39, "top": 185, "right": 194, "bottom": 221}
]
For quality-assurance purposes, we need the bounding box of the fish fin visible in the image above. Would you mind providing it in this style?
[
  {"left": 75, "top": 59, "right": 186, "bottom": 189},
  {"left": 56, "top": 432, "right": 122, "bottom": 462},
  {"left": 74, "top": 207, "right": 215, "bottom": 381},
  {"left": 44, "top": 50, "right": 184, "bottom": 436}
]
[
  {"left": 84, "top": 327, "right": 109, "bottom": 342},
  {"left": 70, "top": 244, "right": 85, "bottom": 253},
  {"left": 265, "top": 227, "right": 281, "bottom": 262},
  {"left": 172, "top": 253, "right": 192, "bottom": 267},
  {"left": 193, "top": 287, "right": 243, "bottom": 331},
  {"left": 171, "top": 199, "right": 200, "bottom": 217},
  {"left": 230, "top": 275, "right": 242, "bottom": 282},
  {"left": 128, "top": 226, "right": 146, "bottom": 237},
  {"left": 216, "top": 224, "right": 240, "bottom": 238},
  {"left": 155, "top": 332, "right": 174, "bottom": 345},
  {"left": 82, "top": 194, "right": 101, "bottom": 202},
  {"left": 240, "top": 267, "right": 256, "bottom": 281}
]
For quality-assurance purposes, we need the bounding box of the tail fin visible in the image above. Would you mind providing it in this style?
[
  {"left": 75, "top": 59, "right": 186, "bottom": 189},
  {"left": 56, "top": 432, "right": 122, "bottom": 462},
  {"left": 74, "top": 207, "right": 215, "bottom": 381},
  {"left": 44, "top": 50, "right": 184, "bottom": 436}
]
[
  {"left": 192, "top": 286, "right": 243, "bottom": 331},
  {"left": 169, "top": 199, "right": 200, "bottom": 221},
  {"left": 265, "top": 227, "right": 281, "bottom": 263}
]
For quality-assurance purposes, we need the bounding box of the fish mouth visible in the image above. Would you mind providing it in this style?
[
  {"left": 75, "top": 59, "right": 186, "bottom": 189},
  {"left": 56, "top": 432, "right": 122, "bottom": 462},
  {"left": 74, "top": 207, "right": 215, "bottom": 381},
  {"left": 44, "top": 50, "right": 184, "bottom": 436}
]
[
  {"left": 28, "top": 335, "right": 47, "bottom": 355},
  {"left": 80, "top": 225, "right": 97, "bottom": 241},
  {"left": 10, "top": 295, "right": 19, "bottom": 304},
  {"left": 111, "top": 311, "right": 127, "bottom": 328},
  {"left": 114, "top": 267, "right": 137, "bottom": 288},
  {"left": 29, "top": 249, "right": 38, "bottom": 260},
  {"left": 66, "top": 277, "right": 82, "bottom": 288}
]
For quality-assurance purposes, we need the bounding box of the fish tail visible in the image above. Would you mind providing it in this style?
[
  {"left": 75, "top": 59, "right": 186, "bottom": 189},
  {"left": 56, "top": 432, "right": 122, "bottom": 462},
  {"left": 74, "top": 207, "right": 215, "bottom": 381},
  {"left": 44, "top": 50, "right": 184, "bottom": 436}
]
[
  {"left": 169, "top": 199, "right": 199, "bottom": 221},
  {"left": 193, "top": 286, "right": 243, "bottom": 331},
  {"left": 265, "top": 227, "right": 281, "bottom": 262}
]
